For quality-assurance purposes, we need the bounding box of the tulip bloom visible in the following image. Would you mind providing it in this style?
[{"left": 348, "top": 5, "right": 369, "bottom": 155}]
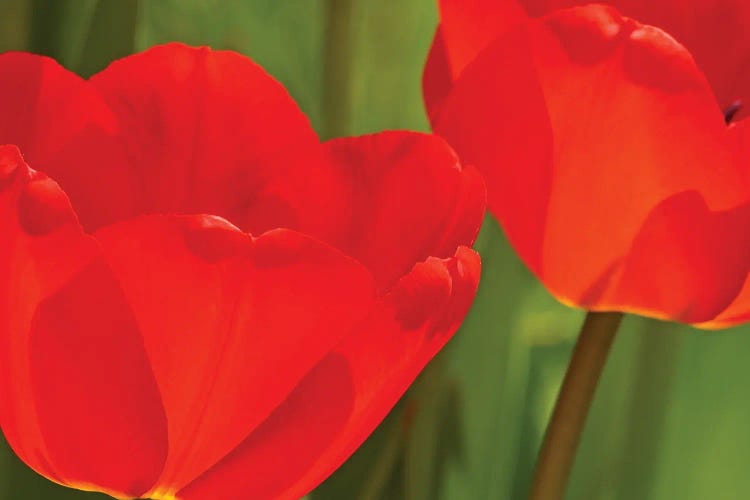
[
  {"left": 424, "top": 0, "right": 750, "bottom": 326},
  {"left": 0, "top": 43, "right": 484, "bottom": 499}
]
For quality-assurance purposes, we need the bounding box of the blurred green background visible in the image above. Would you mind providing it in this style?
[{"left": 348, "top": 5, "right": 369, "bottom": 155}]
[{"left": 1, "top": 1, "right": 750, "bottom": 499}]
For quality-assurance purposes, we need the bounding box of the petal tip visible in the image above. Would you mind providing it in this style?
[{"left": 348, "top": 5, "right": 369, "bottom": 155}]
[
  {"left": 545, "top": 4, "right": 627, "bottom": 64},
  {"left": 18, "top": 173, "right": 77, "bottom": 236},
  {"left": 0, "top": 144, "right": 24, "bottom": 187},
  {"left": 182, "top": 215, "right": 248, "bottom": 262}
]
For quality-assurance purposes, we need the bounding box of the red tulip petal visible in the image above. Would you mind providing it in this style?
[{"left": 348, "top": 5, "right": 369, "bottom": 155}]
[
  {"left": 437, "top": 0, "right": 529, "bottom": 79},
  {"left": 177, "top": 246, "right": 481, "bottom": 500},
  {"left": 580, "top": 191, "right": 750, "bottom": 322},
  {"left": 693, "top": 119, "right": 750, "bottom": 327},
  {"left": 435, "top": 5, "right": 749, "bottom": 317},
  {"left": 89, "top": 43, "right": 321, "bottom": 233},
  {"left": 545, "top": 0, "right": 750, "bottom": 118},
  {"left": 0, "top": 52, "right": 140, "bottom": 231},
  {"left": 29, "top": 258, "right": 168, "bottom": 498},
  {"left": 432, "top": 23, "right": 553, "bottom": 274},
  {"left": 0, "top": 145, "right": 168, "bottom": 497},
  {"left": 422, "top": 27, "right": 454, "bottom": 124},
  {"left": 436, "top": 0, "right": 750, "bottom": 118},
  {"left": 92, "top": 215, "right": 376, "bottom": 496},
  {"left": 320, "top": 131, "right": 485, "bottom": 289}
]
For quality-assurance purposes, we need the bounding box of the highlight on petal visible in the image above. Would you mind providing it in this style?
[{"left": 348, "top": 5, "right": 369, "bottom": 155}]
[
  {"left": 0, "top": 145, "right": 168, "bottom": 498},
  {"left": 432, "top": 4, "right": 750, "bottom": 319},
  {"left": 177, "top": 246, "right": 481, "bottom": 500},
  {"left": 93, "top": 215, "right": 377, "bottom": 496}
]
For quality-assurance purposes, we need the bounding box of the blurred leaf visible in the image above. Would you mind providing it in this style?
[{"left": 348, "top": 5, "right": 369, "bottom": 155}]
[
  {"left": 403, "top": 358, "right": 463, "bottom": 500},
  {"left": 75, "top": 0, "right": 139, "bottom": 77},
  {"left": 0, "top": 0, "right": 30, "bottom": 52},
  {"left": 137, "top": 0, "right": 325, "bottom": 132},
  {"left": 643, "top": 324, "right": 750, "bottom": 500},
  {"left": 312, "top": 402, "right": 405, "bottom": 500},
  {"left": 436, "top": 216, "right": 539, "bottom": 500},
  {"left": 27, "top": 0, "right": 98, "bottom": 63},
  {"left": 346, "top": 0, "right": 438, "bottom": 135},
  {"left": 609, "top": 320, "right": 683, "bottom": 500}
]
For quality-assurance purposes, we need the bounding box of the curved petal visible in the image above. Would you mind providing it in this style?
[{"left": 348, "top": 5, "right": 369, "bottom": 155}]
[
  {"left": 0, "top": 52, "right": 140, "bottom": 231},
  {"left": 422, "top": 27, "right": 455, "bottom": 124},
  {"left": 319, "top": 131, "right": 485, "bottom": 289},
  {"left": 432, "top": 22, "right": 552, "bottom": 275},
  {"left": 437, "top": 0, "right": 528, "bottom": 79},
  {"left": 0, "top": 145, "right": 167, "bottom": 498},
  {"left": 89, "top": 43, "right": 321, "bottom": 233},
  {"left": 694, "top": 119, "right": 750, "bottom": 327},
  {"left": 177, "top": 247, "right": 481, "bottom": 500},
  {"left": 92, "top": 215, "right": 376, "bottom": 496},
  {"left": 435, "top": 0, "right": 750, "bottom": 118},
  {"left": 579, "top": 191, "right": 750, "bottom": 322},
  {"left": 621, "top": 0, "right": 750, "bottom": 118},
  {"left": 0, "top": 45, "right": 336, "bottom": 235},
  {"left": 434, "top": 5, "right": 749, "bottom": 317}
]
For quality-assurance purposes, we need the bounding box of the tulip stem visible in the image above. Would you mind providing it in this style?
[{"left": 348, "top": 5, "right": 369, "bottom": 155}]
[
  {"left": 322, "top": 0, "right": 355, "bottom": 140},
  {"left": 529, "top": 311, "right": 623, "bottom": 500}
]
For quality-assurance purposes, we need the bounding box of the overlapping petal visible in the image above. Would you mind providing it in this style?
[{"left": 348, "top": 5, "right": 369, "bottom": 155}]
[
  {"left": 0, "top": 53, "right": 139, "bottom": 230},
  {"left": 177, "top": 247, "right": 481, "bottom": 500},
  {"left": 432, "top": 0, "right": 750, "bottom": 117},
  {"left": 0, "top": 42, "right": 485, "bottom": 499},
  {"left": 0, "top": 146, "right": 168, "bottom": 499},
  {"left": 428, "top": 4, "right": 750, "bottom": 322},
  {"left": 89, "top": 43, "right": 320, "bottom": 231},
  {"left": 94, "top": 215, "right": 376, "bottom": 497},
  {"left": 0, "top": 43, "right": 321, "bottom": 233},
  {"left": 320, "top": 132, "right": 485, "bottom": 288}
]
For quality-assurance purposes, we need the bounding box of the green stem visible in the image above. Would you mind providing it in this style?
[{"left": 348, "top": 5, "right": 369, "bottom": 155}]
[
  {"left": 529, "top": 311, "right": 623, "bottom": 500},
  {"left": 322, "top": 0, "right": 355, "bottom": 140}
]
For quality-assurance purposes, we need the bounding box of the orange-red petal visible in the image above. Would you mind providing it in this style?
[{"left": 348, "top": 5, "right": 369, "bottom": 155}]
[
  {"left": 583, "top": 191, "right": 750, "bottom": 322},
  {"left": 432, "top": 0, "right": 750, "bottom": 118},
  {"left": 694, "top": 118, "right": 750, "bottom": 327},
  {"left": 433, "top": 5, "right": 750, "bottom": 320}
]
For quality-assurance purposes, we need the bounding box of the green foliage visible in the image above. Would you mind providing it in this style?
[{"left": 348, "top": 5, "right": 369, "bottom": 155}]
[{"left": 2, "top": 2, "right": 750, "bottom": 499}]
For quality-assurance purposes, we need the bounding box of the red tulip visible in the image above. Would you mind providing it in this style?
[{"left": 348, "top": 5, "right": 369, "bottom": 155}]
[
  {"left": 424, "top": 0, "right": 750, "bottom": 326},
  {"left": 0, "top": 43, "right": 484, "bottom": 499}
]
